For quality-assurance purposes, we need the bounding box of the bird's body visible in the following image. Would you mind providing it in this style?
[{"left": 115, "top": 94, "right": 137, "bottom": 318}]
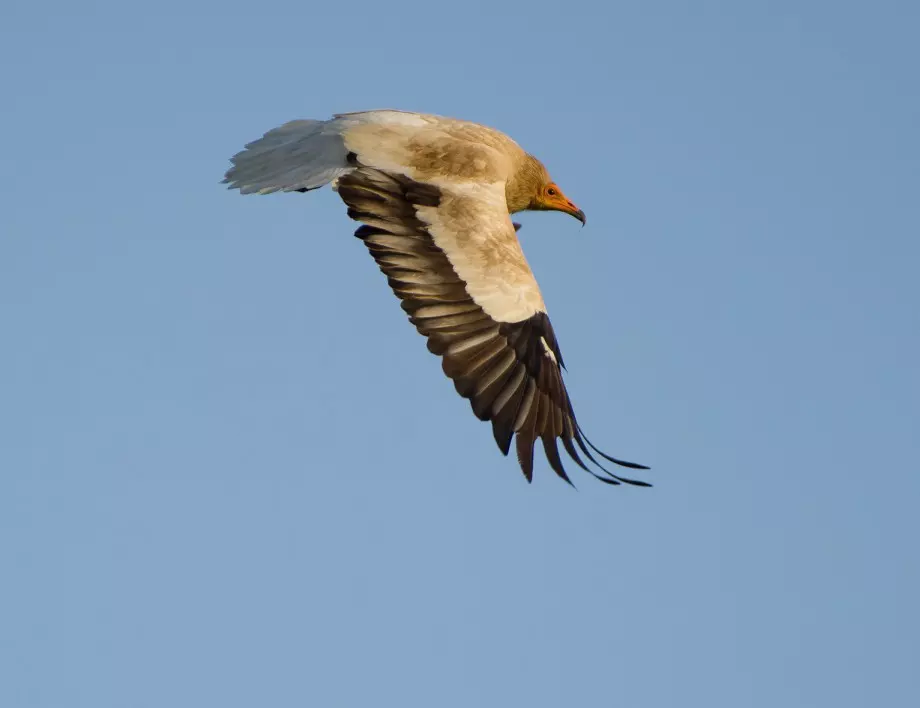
[{"left": 224, "top": 110, "right": 649, "bottom": 486}]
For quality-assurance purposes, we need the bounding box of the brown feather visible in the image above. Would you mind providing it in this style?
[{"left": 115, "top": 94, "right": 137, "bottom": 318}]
[{"left": 337, "top": 165, "right": 649, "bottom": 486}]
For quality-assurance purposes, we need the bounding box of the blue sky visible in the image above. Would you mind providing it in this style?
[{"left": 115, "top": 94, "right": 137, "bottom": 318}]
[{"left": 2, "top": 1, "right": 918, "bottom": 706}]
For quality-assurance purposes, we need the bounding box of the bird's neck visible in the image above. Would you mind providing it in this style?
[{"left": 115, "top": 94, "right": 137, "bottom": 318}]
[{"left": 505, "top": 154, "right": 547, "bottom": 213}]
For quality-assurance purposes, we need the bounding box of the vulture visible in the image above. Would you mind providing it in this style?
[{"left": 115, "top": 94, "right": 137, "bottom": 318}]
[{"left": 223, "top": 109, "right": 649, "bottom": 487}]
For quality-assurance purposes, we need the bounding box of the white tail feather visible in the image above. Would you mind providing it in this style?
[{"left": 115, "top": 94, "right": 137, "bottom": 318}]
[{"left": 222, "top": 119, "right": 351, "bottom": 195}]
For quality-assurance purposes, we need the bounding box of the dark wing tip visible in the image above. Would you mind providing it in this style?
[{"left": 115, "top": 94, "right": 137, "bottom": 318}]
[
  {"left": 606, "top": 458, "right": 651, "bottom": 471},
  {"left": 492, "top": 421, "right": 514, "bottom": 457},
  {"left": 566, "top": 419, "right": 652, "bottom": 487},
  {"left": 515, "top": 434, "right": 535, "bottom": 483},
  {"left": 574, "top": 429, "right": 650, "bottom": 471},
  {"left": 541, "top": 436, "right": 576, "bottom": 488}
]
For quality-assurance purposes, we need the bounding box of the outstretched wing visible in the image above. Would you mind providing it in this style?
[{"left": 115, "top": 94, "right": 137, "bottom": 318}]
[{"left": 337, "top": 164, "right": 649, "bottom": 486}]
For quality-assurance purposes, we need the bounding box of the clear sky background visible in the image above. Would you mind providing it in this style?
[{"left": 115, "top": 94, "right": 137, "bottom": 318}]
[{"left": 2, "top": 1, "right": 918, "bottom": 706}]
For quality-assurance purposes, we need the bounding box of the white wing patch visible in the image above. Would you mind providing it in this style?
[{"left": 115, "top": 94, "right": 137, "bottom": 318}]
[
  {"left": 414, "top": 181, "right": 545, "bottom": 324},
  {"left": 540, "top": 336, "right": 558, "bottom": 365}
]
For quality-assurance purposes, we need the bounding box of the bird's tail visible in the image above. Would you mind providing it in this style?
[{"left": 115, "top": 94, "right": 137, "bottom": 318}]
[{"left": 222, "top": 119, "right": 351, "bottom": 195}]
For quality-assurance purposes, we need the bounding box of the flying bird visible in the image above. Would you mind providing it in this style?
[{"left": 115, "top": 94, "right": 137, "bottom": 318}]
[{"left": 223, "top": 110, "right": 649, "bottom": 487}]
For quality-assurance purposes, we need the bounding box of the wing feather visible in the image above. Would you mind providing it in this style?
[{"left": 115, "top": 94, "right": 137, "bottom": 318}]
[{"left": 337, "top": 166, "right": 649, "bottom": 486}]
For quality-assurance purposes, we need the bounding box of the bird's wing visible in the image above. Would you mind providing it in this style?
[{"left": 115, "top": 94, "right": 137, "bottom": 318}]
[
  {"left": 222, "top": 110, "right": 519, "bottom": 196},
  {"left": 338, "top": 165, "right": 649, "bottom": 486}
]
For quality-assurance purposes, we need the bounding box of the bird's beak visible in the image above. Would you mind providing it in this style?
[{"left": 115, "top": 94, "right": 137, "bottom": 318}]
[
  {"left": 541, "top": 189, "right": 586, "bottom": 226},
  {"left": 559, "top": 200, "right": 586, "bottom": 226}
]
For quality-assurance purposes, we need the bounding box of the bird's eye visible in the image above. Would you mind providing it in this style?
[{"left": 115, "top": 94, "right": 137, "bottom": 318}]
[{"left": 547, "top": 187, "right": 557, "bottom": 196}]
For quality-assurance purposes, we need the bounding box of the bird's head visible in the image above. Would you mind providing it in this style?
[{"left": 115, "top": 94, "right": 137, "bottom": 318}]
[
  {"left": 507, "top": 154, "right": 586, "bottom": 225},
  {"left": 531, "top": 181, "right": 586, "bottom": 225}
]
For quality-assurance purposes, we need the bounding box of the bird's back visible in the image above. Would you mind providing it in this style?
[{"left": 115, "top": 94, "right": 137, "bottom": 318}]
[
  {"left": 223, "top": 110, "right": 528, "bottom": 196},
  {"left": 333, "top": 109, "right": 520, "bottom": 150},
  {"left": 332, "top": 109, "right": 527, "bottom": 182}
]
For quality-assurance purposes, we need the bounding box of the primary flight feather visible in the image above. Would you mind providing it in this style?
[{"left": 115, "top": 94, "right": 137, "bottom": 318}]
[{"left": 223, "top": 109, "right": 649, "bottom": 487}]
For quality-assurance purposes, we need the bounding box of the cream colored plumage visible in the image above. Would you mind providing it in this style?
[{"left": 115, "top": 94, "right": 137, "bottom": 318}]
[{"left": 223, "top": 109, "right": 649, "bottom": 486}]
